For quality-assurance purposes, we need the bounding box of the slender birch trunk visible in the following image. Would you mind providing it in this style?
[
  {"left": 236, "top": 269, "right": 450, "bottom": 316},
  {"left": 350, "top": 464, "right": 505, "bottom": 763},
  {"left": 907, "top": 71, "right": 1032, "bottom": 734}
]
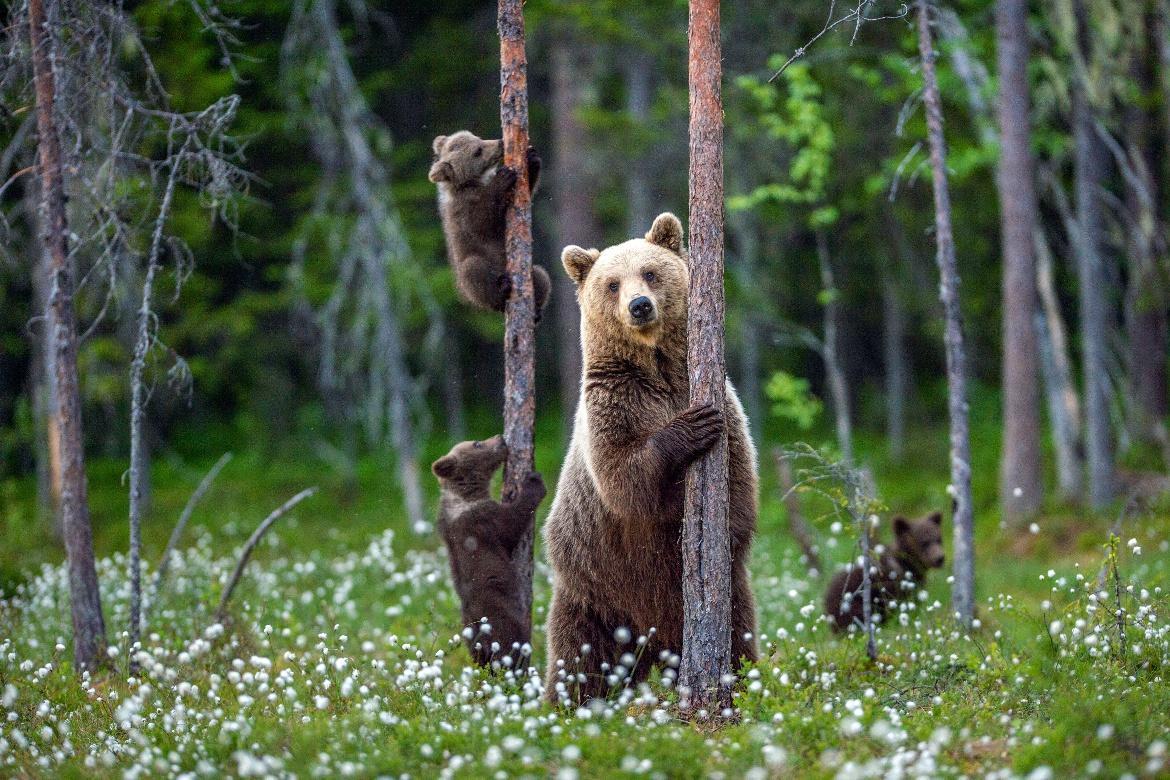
[
  {"left": 28, "top": 0, "right": 107, "bottom": 671},
  {"left": 816, "top": 232, "right": 853, "bottom": 464},
  {"left": 881, "top": 269, "right": 908, "bottom": 460},
  {"left": 680, "top": 0, "right": 733, "bottom": 719},
  {"left": 917, "top": 0, "right": 975, "bottom": 628},
  {"left": 499, "top": 0, "right": 539, "bottom": 644}
]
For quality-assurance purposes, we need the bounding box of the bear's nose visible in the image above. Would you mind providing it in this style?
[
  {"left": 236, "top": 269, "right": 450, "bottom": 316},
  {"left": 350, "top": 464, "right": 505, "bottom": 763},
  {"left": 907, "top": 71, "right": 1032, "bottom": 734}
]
[{"left": 629, "top": 296, "right": 654, "bottom": 322}]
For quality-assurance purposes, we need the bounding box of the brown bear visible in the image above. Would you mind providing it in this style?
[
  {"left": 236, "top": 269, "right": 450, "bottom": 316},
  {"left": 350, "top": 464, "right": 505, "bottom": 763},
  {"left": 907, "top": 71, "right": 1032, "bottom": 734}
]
[
  {"left": 542, "top": 213, "right": 759, "bottom": 704},
  {"left": 429, "top": 130, "right": 551, "bottom": 318},
  {"left": 823, "top": 511, "right": 945, "bottom": 632},
  {"left": 432, "top": 436, "right": 546, "bottom": 669}
]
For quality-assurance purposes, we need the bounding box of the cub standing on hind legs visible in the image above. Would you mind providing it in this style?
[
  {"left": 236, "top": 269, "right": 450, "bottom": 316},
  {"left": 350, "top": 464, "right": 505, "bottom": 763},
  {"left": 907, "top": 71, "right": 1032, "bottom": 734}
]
[
  {"left": 429, "top": 130, "right": 551, "bottom": 319},
  {"left": 432, "top": 436, "right": 546, "bottom": 670}
]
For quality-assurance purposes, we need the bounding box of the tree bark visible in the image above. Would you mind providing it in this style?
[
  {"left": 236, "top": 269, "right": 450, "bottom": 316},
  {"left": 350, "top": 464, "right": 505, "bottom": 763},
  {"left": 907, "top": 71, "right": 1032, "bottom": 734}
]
[
  {"left": 551, "top": 37, "right": 593, "bottom": 425},
  {"left": 1034, "top": 228, "right": 1084, "bottom": 499},
  {"left": 995, "top": 0, "right": 1043, "bottom": 522},
  {"left": 680, "top": 0, "right": 733, "bottom": 719},
  {"left": 881, "top": 269, "right": 908, "bottom": 461},
  {"left": 1122, "top": 6, "right": 1168, "bottom": 454},
  {"left": 816, "top": 232, "right": 853, "bottom": 464},
  {"left": 498, "top": 0, "right": 539, "bottom": 645},
  {"left": 625, "top": 50, "right": 654, "bottom": 237},
  {"left": 29, "top": 0, "right": 107, "bottom": 672},
  {"left": 918, "top": 0, "right": 975, "bottom": 629},
  {"left": 1072, "top": 0, "right": 1115, "bottom": 508}
]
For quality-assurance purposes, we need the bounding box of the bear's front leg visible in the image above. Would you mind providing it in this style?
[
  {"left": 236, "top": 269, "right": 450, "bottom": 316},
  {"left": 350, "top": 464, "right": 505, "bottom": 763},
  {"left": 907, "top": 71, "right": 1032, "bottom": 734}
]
[
  {"left": 455, "top": 254, "right": 510, "bottom": 312},
  {"left": 650, "top": 402, "right": 726, "bottom": 472}
]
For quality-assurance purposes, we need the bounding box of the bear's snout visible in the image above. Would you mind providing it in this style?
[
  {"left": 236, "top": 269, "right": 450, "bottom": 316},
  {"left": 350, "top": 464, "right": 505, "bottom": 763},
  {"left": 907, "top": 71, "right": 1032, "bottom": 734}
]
[{"left": 628, "top": 295, "right": 655, "bottom": 324}]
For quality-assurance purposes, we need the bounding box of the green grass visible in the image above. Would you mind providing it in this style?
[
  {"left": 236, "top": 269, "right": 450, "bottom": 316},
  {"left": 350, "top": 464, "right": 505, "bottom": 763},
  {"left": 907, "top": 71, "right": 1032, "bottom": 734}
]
[{"left": 1, "top": 417, "right": 1168, "bottom": 778}]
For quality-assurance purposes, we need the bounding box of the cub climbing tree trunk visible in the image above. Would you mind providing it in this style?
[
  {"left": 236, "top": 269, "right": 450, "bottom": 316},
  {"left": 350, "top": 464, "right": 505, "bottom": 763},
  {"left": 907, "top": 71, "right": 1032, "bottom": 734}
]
[
  {"left": 917, "top": 0, "right": 976, "bottom": 629},
  {"left": 28, "top": 0, "right": 108, "bottom": 672},
  {"left": 498, "top": 0, "right": 538, "bottom": 645},
  {"left": 680, "top": 0, "right": 733, "bottom": 719}
]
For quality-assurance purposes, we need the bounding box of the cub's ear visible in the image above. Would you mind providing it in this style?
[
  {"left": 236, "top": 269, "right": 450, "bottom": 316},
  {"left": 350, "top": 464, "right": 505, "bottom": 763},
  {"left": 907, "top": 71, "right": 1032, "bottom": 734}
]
[
  {"left": 431, "top": 135, "right": 448, "bottom": 156},
  {"left": 892, "top": 515, "right": 910, "bottom": 536},
  {"left": 562, "top": 245, "right": 600, "bottom": 286},
  {"left": 926, "top": 511, "right": 943, "bottom": 526},
  {"left": 432, "top": 455, "right": 457, "bottom": 480},
  {"left": 645, "top": 212, "right": 684, "bottom": 253}
]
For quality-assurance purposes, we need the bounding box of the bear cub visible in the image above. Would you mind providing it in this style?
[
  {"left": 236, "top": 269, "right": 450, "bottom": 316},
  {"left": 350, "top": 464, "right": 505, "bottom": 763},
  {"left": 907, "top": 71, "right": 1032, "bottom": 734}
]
[
  {"left": 824, "top": 511, "right": 945, "bottom": 632},
  {"left": 429, "top": 130, "right": 551, "bottom": 318},
  {"left": 432, "top": 435, "right": 546, "bottom": 668}
]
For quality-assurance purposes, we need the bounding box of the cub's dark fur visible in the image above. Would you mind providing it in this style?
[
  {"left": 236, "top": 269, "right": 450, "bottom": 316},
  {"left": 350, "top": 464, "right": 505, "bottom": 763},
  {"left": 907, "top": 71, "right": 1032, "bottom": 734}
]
[
  {"left": 824, "top": 511, "right": 945, "bottom": 632},
  {"left": 429, "top": 130, "right": 550, "bottom": 318},
  {"left": 432, "top": 436, "right": 546, "bottom": 668}
]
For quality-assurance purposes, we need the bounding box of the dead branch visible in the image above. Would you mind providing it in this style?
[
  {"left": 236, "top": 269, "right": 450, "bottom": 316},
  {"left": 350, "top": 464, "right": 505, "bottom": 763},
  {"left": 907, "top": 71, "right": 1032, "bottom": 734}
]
[
  {"left": 769, "top": 0, "right": 910, "bottom": 81},
  {"left": 771, "top": 448, "right": 822, "bottom": 572},
  {"left": 150, "top": 452, "right": 232, "bottom": 604},
  {"left": 215, "top": 487, "right": 318, "bottom": 622}
]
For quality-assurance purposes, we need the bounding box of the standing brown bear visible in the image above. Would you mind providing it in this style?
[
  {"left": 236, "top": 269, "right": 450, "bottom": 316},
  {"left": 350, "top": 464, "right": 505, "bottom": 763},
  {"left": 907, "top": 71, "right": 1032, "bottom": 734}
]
[
  {"left": 432, "top": 436, "right": 546, "bottom": 669},
  {"left": 542, "top": 213, "right": 758, "bottom": 704},
  {"left": 823, "top": 511, "right": 946, "bottom": 632},
  {"left": 429, "top": 130, "right": 551, "bottom": 318}
]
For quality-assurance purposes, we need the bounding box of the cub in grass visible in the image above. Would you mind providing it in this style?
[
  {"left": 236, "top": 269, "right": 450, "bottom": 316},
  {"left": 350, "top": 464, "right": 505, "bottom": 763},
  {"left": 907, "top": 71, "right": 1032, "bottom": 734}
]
[
  {"left": 429, "top": 130, "right": 550, "bottom": 319},
  {"left": 432, "top": 436, "right": 546, "bottom": 668},
  {"left": 824, "top": 511, "right": 946, "bottom": 632}
]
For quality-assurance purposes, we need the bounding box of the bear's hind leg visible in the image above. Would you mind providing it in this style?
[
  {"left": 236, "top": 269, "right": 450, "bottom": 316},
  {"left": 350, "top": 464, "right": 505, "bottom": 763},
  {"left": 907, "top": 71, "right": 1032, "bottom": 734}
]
[{"left": 544, "top": 596, "right": 623, "bottom": 705}]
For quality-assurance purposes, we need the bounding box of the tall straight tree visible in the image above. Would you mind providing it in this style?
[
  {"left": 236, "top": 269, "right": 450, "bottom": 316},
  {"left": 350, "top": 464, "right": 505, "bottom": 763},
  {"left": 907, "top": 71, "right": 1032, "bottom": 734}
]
[
  {"left": 498, "top": 0, "right": 540, "bottom": 642},
  {"left": 550, "top": 36, "right": 595, "bottom": 424},
  {"left": 995, "top": 0, "right": 1042, "bottom": 522},
  {"left": 1071, "top": 0, "right": 1115, "bottom": 508},
  {"left": 27, "top": 0, "right": 107, "bottom": 671},
  {"left": 917, "top": 0, "right": 976, "bottom": 628},
  {"left": 680, "top": 0, "right": 733, "bottom": 718}
]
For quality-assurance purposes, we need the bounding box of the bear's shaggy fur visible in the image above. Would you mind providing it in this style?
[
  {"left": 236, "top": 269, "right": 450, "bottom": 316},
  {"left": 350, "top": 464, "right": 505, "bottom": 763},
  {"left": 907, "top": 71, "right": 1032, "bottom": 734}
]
[
  {"left": 429, "top": 131, "right": 551, "bottom": 318},
  {"left": 823, "top": 511, "right": 946, "bottom": 632},
  {"left": 542, "top": 213, "right": 759, "bottom": 704},
  {"left": 432, "top": 436, "right": 546, "bottom": 668}
]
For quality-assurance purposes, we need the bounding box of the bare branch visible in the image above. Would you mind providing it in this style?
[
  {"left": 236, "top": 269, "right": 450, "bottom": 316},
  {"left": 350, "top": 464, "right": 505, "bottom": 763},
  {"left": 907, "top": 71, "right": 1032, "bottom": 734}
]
[
  {"left": 151, "top": 452, "right": 233, "bottom": 604},
  {"left": 769, "top": 0, "right": 909, "bottom": 81},
  {"left": 215, "top": 487, "right": 318, "bottom": 623}
]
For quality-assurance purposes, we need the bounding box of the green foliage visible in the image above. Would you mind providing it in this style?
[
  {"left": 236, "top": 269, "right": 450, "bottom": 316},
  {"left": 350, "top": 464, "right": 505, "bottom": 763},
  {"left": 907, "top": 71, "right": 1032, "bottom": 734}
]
[{"left": 765, "top": 370, "right": 823, "bottom": 431}]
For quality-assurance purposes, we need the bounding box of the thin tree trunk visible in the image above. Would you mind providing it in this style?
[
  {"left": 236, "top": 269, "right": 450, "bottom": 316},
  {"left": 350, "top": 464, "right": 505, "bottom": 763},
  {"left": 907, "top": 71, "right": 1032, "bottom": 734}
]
[
  {"left": 551, "top": 38, "right": 592, "bottom": 426},
  {"left": 881, "top": 270, "right": 907, "bottom": 460},
  {"left": 1072, "top": 0, "right": 1115, "bottom": 508},
  {"left": 442, "top": 330, "right": 467, "bottom": 442},
  {"left": 625, "top": 50, "right": 654, "bottom": 237},
  {"left": 727, "top": 206, "right": 763, "bottom": 439},
  {"left": 127, "top": 142, "right": 187, "bottom": 672},
  {"left": 1034, "top": 228, "right": 1084, "bottom": 499},
  {"left": 918, "top": 0, "right": 975, "bottom": 629},
  {"left": 680, "top": 0, "right": 733, "bottom": 719},
  {"left": 29, "top": 0, "right": 107, "bottom": 671},
  {"left": 29, "top": 210, "right": 60, "bottom": 529},
  {"left": 499, "top": 0, "right": 539, "bottom": 644},
  {"left": 772, "top": 449, "right": 821, "bottom": 572},
  {"left": 996, "top": 0, "right": 1043, "bottom": 522},
  {"left": 816, "top": 232, "right": 853, "bottom": 464}
]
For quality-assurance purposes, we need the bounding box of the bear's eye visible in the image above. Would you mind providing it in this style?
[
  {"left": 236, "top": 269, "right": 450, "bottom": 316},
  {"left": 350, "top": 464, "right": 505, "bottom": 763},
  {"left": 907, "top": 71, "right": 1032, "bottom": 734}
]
[
  {"left": 643, "top": 270, "right": 657, "bottom": 284},
  {"left": 607, "top": 280, "right": 619, "bottom": 293},
  {"left": 474, "top": 148, "right": 483, "bottom": 158}
]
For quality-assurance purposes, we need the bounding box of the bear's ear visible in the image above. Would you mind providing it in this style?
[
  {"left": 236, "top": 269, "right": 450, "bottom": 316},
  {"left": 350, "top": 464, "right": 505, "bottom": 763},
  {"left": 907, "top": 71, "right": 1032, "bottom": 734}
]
[
  {"left": 562, "top": 245, "right": 600, "bottom": 285},
  {"left": 892, "top": 516, "right": 910, "bottom": 536},
  {"left": 432, "top": 455, "right": 457, "bottom": 480},
  {"left": 926, "top": 511, "right": 943, "bottom": 526},
  {"left": 645, "top": 212, "right": 684, "bottom": 254},
  {"left": 431, "top": 135, "right": 448, "bottom": 156}
]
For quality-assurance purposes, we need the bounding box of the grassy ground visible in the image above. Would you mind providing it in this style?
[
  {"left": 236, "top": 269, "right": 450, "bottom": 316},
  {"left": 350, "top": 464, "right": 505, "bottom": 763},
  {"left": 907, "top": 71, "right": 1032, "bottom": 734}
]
[{"left": 1, "top": 414, "right": 1168, "bottom": 778}]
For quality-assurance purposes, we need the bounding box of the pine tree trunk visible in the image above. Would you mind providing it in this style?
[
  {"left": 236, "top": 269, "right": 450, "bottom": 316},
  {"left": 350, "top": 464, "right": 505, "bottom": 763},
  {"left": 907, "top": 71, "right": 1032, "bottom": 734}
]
[
  {"left": 817, "top": 232, "right": 853, "bottom": 465},
  {"left": 918, "top": 0, "right": 976, "bottom": 628},
  {"left": 625, "top": 50, "right": 654, "bottom": 237},
  {"left": 28, "top": 0, "right": 108, "bottom": 672},
  {"left": 1072, "top": 0, "right": 1115, "bottom": 508},
  {"left": 680, "top": 0, "right": 733, "bottom": 719},
  {"left": 1034, "top": 229, "right": 1085, "bottom": 499},
  {"left": 1122, "top": 9, "right": 1168, "bottom": 453},
  {"left": 551, "top": 38, "right": 593, "bottom": 425},
  {"left": 498, "top": 0, "right": 539, "bottom": 642},
  {"left": 996, "top": 0, "right": 1043, "bottom": 522},
  {"left": 881, "top": 271, "right": 908, "bottom": 461}
]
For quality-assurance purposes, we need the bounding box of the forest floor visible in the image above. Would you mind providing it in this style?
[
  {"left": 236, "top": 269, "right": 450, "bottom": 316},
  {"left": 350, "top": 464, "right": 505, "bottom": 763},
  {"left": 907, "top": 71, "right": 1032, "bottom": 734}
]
[{"left": 1, "top": 422, "right": 1169, "bottom": 778}]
